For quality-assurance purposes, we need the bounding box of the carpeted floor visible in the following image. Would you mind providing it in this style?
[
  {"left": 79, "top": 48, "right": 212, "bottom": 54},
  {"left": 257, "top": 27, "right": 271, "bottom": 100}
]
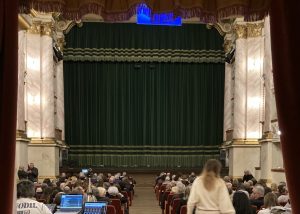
[
  {"left": 127, "top": 173, "right": 162, "bottom": 214},
  {"left": 129, "top": 186, "right": 162, "bottom": 214}
]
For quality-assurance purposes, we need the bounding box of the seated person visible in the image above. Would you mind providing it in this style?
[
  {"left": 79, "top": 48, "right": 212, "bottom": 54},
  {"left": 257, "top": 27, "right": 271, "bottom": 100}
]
[
  {"left": 107, "top": 186, "right": 128, "bottom": 204},
  {"left": 243, "top": 170, "right": 254, "bottom": 182},
  {"left": 176, "top": 185, "right": 191, "bottom": 214},
  {"left": 53, "top": 192, "right": 64, "bottom": 206},
  {"left": 277, "top": 195, "right": 289, "bottom": 207},
  {"left": 17, "top": 180, "right": 52, "bottom": 214},
  {"left": 93, "top": 187, "right": 111, "bottom": 204},
  {"left": 172, "top": 182, "right": 186, "bottom": 201},
  {"left": 257, "top": 192, "right": 277, "bottom": 214},
  {"left": 232, "top": 191, "right": 255, "bottom": 214},
  {"left": 250, "top": 185, "right": 265, "bottom": 210}
]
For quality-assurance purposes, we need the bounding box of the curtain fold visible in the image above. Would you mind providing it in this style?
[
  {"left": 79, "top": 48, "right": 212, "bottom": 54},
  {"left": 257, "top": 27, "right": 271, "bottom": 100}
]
[
  {"left": 64, "top": 61, "right": 224, "bottom": 167},
  {"left": 270, "top": 1, "right": 300, "bottom": 213},
  {"left": 64, "top": 23, "right": 225, "bottom": 168},
  {"left": 0, "top": 0, "right": 18, "bottom": 213}
]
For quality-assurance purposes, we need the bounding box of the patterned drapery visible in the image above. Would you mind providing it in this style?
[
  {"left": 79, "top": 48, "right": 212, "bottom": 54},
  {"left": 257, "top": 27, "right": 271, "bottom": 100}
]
[{"left": 20, "top": 0, "right": 270, "bottom": 22}]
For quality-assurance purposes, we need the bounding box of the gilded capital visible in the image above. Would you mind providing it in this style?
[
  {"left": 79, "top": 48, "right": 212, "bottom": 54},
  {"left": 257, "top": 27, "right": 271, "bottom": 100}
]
[
  {"left": 28, "top": 21, "right": 41, "bottom": 34},
  {"left": 233, "top": 22, "right": 263, "bottom": 39},
  {"left": 247, "top": 22, "right": 264, "bottom": 38},
  {"left": 41, "top": 22, "right": 54, "bottom": 36},
  {"left": 233, "top": 24, "right": 247, "bottom": 39}
]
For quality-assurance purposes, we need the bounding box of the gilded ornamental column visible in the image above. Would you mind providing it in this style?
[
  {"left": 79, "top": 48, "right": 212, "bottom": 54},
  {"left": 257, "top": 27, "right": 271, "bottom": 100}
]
[{"left": 225, "top": 20, "right": 264, "bottom": 178}]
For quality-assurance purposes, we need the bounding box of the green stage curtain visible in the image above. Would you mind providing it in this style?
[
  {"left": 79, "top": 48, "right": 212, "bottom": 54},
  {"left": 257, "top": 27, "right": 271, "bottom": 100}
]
[{"left": 64, "top": 23, "right": 224, "bottom": 168}]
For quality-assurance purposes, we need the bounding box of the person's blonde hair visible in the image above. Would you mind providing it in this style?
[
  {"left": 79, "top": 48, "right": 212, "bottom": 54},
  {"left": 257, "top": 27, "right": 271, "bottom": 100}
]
[
  {"left": 264, "top": 192, "right": 277, "bottom": 208},
  {"left": 201, "top": 159, "right": 221, "bottom": 191}
]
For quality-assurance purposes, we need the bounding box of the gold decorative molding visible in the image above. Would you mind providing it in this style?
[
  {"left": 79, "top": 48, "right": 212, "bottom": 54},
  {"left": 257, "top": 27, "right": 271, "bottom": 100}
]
[
  {"left": 262, "top": 131, "right": 273, "bottom": 139},
  {"left": 41, "top": 22, "right": 54, "bottom": 36},
  {"left": 207, "top": 19, "right": 233, "bottom": 37},
  {"left": 18, "top": 15, "right": 31, "bottom": 30},
  {"left": 28, "top": 21, "right": 41, "bottom": 34},
  {"left": 16, "top": 130, "right": 28, "bottom": 139},
  {"left": 232, "top": 139, "right": 259, "bottom": 145},
  {"left": 29, "top": 138, "right": 57, "bottom": 145},
  {"left": 246, "top": 22, "right": 264, "bottom": 38},
  {"left": 233, "top": 24, "right": 247, "bottom": 39},
  {"left": 30, "top": 9, "right": 39, "bottom": 17},
  {"left": 56, "top": 19, "right": 83, "bottom": 34},
  {"left": 233, "top": 22, "right": 263, "bottom": 39}
]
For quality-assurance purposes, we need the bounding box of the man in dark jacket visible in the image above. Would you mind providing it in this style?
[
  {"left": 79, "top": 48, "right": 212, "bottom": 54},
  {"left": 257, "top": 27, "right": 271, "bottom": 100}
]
[
  {"left": 18, "top": 166, "right": 28, "bottom": 180},
  {"left": 27, "top": 163, "right": 38, "bottom": 182},
  {"left": 243, "top": 170, "right": 254, "bottom": 182}
]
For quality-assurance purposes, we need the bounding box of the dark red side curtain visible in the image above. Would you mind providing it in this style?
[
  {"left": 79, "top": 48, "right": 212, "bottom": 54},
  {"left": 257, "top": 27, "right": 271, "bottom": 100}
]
[
  {"left": 270, "top": 1, "right": 300, "bottom": 213},
  {"left": 0, "top": 0, "right": 18, "bottom": 213}
]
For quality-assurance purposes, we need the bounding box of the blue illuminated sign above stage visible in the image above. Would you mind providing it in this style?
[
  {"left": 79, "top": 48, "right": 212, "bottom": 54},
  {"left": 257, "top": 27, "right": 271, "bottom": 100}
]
[{"left": 136, "top": 4, "right": 182, "bottom": 26}]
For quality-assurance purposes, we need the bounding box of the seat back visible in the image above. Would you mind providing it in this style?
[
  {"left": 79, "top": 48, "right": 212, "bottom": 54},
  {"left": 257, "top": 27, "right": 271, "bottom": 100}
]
[
  {"left": 165, "top": 193, "right": 174, "bottom": 214},
  {"left": 180, "top": 205, "right": 187, "bottom": 214},
  {"left": 107, "top": 205, "right": 116, "bottom": 214},
  {"left": 121, "top": 191, "right": 130, "bottom": 207},
  {"left": 111, "top": 199, "right": 123, "bottom": 214},
  {"left": 171, "top": 198, "right": 181, "bottom": 214}
]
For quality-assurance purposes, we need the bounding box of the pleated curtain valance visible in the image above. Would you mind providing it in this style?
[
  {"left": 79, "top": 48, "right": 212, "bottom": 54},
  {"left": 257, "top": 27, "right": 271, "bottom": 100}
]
[
  {"left": 64, "top": 48, "right": 225, "bottom": 63},
  {"left": 19, "top": 0, "right": 270, "bottom": 22}
]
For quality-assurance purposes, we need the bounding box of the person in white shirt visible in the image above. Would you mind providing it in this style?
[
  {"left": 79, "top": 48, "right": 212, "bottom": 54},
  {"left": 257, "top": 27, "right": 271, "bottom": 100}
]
[
  {"left": 187, "top": 159, "right": 235, "bottom": 214},
  {"left": 17, "top": 180, "right": 52, "bottom": 214}
]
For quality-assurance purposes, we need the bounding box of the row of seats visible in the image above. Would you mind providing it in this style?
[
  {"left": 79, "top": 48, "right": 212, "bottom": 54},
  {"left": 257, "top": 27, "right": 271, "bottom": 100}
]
[{"left": 155, "top": 183, "right": 186, "bottom": 214}]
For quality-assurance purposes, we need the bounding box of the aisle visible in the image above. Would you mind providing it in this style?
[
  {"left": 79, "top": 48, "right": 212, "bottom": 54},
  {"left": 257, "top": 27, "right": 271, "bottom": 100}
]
[{"left": 129, "top": 187, "right": 162, "bottom": 214}]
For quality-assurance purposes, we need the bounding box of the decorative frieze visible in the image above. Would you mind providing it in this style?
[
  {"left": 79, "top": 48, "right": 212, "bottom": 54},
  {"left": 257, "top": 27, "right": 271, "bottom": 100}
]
[
  {"left": 233, "top": 22, "right": 263, "bottom": 39},
  {"left": 233, "top": 24, "right": 247, "bottom": 39}
]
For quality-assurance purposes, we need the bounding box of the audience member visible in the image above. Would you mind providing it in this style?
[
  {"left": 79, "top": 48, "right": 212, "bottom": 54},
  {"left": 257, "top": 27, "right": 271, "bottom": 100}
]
[
  {"left": 18, "top": 166, "right": 28, "bottom": 180},
  {"left": 187, "top": 159, "right": 235, "bottom": 214},
  {"left": 277, "top": 195, "right": 289, "bottom": 207},
  {"left": 257, "top": 192, "right": 277, "bottom": 214},
  {"left": 93, "top": 187, "right": 111, "bottom": 203},
  {"left": 17, "top": 180, "right": 52, "bottom": 214},
  {"left": 243, "top": 170, "right": 254, "bottom": 182},
  {"left": 250, "top": 185, "right": 265, "bottom": 210},
  {"left": 233, "top": 191, "right": 255, "bottom": 214},
  {"left": 27, "top": 163, "right": 39, "bottom": 183}
]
